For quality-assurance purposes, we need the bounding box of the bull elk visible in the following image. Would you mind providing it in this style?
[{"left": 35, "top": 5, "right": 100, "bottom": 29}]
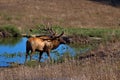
[{"left": 25, "top": 26, "right": 66, "bottom": 62}]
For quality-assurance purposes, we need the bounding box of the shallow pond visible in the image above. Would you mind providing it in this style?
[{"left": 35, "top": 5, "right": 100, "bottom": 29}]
[{"left": 0, "top": 37, "right": 91, "bottom": 67}]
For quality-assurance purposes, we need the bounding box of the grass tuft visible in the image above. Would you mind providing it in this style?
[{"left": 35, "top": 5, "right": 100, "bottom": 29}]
[{"left": 0, "top": 25, "right": 21, "bottom": 37}]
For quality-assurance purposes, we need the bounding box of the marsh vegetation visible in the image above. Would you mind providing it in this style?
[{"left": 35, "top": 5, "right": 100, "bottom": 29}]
[
  {"left": 0, "top": 26, "right": 120, "bottom": 80},
  {"left": 0, "top": 0, "right": 120, "bottom": 80},
  {"left": 0, "top": 41, "right": 120, "bottom": 80}
]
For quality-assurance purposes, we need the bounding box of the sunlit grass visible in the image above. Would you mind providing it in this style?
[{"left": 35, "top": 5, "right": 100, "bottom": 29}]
[{"left": 31, "top": 24, "right": 120, "bottom": 42}]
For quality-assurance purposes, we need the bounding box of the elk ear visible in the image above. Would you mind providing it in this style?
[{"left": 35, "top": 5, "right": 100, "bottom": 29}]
[{"left": 58, "top": 38, "right": 60, "bottom": 41}]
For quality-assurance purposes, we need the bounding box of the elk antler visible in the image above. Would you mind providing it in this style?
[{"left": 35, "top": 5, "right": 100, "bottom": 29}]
[
  {"left": 44, "top": 23, "right": 56, "bottom": 36},
  {"left": 53, "top": 31, "right": 64, "bottom": 39},
  {"left": 38, "top": 23, "right": 64, "bottom": 39}
]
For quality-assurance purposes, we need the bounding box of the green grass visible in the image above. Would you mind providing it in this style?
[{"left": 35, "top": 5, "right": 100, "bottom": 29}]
[
  {"left": 0, "top": 24, "right": 21, "bottom": 37},
  {"left": 62, "top": 26, "right": 120, "bottom": 41},
  {"left": 64, "top": 27, "right": 120, "bottom": 38},
  {"left": 32, "top": 24, "right": 120, "bottom": 41},
  {"left": 0, "top": 37, "right": 21, "bottom": 46},
  {"left": 0, "top": 52, "right": 23, "bottom": 58},
  {"left": 25, "top": 60, "right": 40, "bottom": 68}
]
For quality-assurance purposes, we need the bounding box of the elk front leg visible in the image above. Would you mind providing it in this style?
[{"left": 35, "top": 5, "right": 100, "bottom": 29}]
[
  {"left": 46, "top": 50, "right": 51, "bottom": 62},
  {"left": 25, "top": 49, "right": 29, "bottom": 63},
  {"left": 30, "top": 50, "right": 34, "bottom": 61},
  {"left": 30, "top": 53, "right": 32, "bottom": 61},
  {"left": 39, "top": 51, "right": 43, "bottom": 62},
  {"left": 25, "top": 53, "right": 28, "bottom": 63}
]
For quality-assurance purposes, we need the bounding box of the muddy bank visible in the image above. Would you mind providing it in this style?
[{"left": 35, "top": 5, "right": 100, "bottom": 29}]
[
  {"left": 0, "top": 25, "right": 21, "bottom": 37},
  {"left": 63, "top": 34, "right": 102, "bottom": 44},
  {"left": 0, "top": 31, "right": 12, "bottom": 37},
  {"left": 65, "top": 34, "right": 89, "bottom": 44},
  {"left": 78, "top": 41, "right": 120, "bottom": 61},
  {"left": 0, "top": 31, "right": 21, "bottom": 37}
]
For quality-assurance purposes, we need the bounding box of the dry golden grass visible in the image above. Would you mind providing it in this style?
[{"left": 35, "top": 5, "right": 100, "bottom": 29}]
[
  {"left": 0, "top": 57, "right": 119, "bottom": 80},
  {"left": 0, "top": 0, "right": 120, "bottom": 31}
]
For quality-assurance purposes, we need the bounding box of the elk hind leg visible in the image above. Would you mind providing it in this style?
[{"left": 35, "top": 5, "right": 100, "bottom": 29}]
[{"left": 25, "top": 49, "right": 29, "bottom": 63}]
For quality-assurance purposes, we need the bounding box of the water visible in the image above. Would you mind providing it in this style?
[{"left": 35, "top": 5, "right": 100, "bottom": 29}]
[{"left": 0, "top": 37, "right": 78, "bottom": 67}]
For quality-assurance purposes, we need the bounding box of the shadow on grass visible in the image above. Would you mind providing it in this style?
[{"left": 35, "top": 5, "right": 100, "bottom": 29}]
[{"left": 89, "top": 0, "right": 120, "bottom": 7}]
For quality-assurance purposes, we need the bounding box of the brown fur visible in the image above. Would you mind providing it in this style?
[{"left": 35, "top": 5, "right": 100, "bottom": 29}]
[{"left": 25, "top": 34, "right": 66, "bottom": 62}]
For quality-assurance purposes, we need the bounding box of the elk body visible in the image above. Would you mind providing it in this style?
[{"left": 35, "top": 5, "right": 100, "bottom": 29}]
[{"left": 25, "top": 30, "right": 66, "bottom": 62}]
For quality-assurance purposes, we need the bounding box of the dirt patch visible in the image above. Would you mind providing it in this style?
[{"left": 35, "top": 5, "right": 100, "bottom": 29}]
[
  {"left": 78, "top": 41, "right": 120, "bottom": 61},
  {"left": 66, "top": 34, "right": 90, "bottom": 44}
]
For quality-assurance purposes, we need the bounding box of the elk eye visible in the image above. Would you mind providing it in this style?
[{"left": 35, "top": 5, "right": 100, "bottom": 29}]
[{"left": 58, "top": 39, "right": 60, "bottom": 41}]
